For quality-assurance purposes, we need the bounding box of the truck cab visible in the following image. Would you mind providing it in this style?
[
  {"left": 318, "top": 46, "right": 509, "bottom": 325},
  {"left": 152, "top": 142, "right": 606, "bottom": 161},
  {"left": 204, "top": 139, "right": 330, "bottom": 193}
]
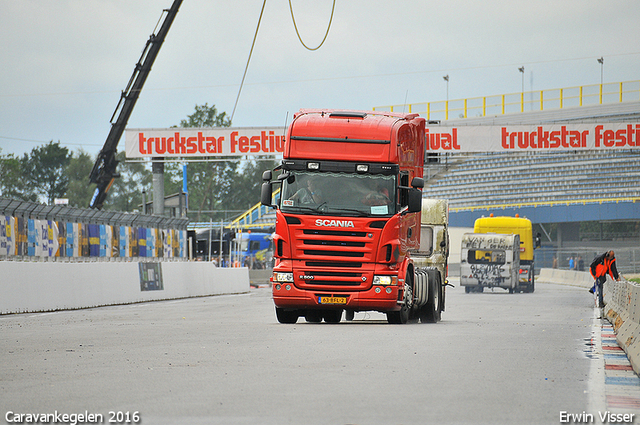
[
  {"left": 261, "top": 109, "right": 447, "bottom": 324},
  {"left": 463, "top": 214, "right": 535, "bottom": 293},
  {"left": 460, "top": 232, "right": 520, "bottom": 293}
]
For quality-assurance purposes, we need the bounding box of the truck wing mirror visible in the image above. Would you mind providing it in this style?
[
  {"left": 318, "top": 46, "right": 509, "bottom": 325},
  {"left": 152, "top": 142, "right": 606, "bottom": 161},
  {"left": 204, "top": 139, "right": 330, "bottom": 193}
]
[
  {"left": 407, "top": 188, "right": 422, "bottom": 213},
  {"left": 411, "top": 177, "right": 424, "bottom": 189},
  {"left": 262, "top": 170, "right": 272, "bottom": 181},
  {"left": 261, "top": 182, "right": 275, "bottom": 207}
]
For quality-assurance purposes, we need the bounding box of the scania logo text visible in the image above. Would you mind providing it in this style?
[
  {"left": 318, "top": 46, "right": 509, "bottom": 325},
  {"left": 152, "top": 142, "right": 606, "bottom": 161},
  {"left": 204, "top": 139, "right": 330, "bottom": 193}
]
[{"left": 315, "top": 219, "right": 355, "bottom": 228}]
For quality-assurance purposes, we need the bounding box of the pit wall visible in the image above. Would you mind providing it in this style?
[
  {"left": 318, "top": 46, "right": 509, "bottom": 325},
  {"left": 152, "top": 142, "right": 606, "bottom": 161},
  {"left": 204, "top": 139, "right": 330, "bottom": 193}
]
[{"left": 0, "top": 261, "right": 249, "bottom": 315}]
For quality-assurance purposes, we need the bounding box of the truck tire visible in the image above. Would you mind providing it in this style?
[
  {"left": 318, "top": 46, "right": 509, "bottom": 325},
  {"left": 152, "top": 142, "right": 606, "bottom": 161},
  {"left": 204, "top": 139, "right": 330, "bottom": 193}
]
[
  {"left": 387, "top": 278, "right": 412, "bottom": 324},
  {"left": 323, "top": 309, "right": 342, "bottom": 324},
  {"left": 276, "top": 307, "right": 299, "bottom": 324},
  {"left": 345, "top": 310, "right": 355, "bottom": 321},
  {"left": 421, "top": 270, "right": 441, "bottom": 323},
  {"left": 305, "top": 310, "right": 322, "bottom": 323}
]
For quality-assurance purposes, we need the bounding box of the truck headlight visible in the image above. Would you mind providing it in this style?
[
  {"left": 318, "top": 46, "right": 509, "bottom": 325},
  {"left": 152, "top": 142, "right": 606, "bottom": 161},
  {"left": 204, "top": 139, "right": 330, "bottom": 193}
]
[
  {"left": 373, "top": 275, "right": 397, "bottom": 286},
  {"left": 274, "top": 272, "right": 294, "bottom": 283}
]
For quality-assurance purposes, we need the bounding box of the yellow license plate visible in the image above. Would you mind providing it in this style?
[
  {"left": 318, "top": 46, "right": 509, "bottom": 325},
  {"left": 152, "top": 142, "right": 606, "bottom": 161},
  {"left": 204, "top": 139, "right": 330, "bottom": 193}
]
[{"left": 318, "top": 296, "right": 347, "bottom": 305}]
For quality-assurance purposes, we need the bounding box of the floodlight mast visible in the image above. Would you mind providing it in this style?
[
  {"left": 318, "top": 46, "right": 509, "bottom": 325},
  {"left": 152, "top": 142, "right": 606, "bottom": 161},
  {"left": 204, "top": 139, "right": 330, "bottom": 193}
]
[{"left": 89, "top": 0, "right": 182, "bottom": 209}]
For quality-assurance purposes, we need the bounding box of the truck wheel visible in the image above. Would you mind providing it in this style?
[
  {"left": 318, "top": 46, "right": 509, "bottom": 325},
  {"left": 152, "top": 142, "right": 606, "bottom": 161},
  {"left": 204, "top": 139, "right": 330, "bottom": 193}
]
[
  {"left": 345, "top": 310, "right": 355, "bottom": 321},
  {"left": 275, "top": 307, "right": 299, "bottom": 324},
  {"left": 305, "top": 310, "right": 322, "bottom": 323},
  {"left": 323, "top": 309, "right": 342, "bottom": 324},
  {"left": 387, "top": 281, "right": 412, "bottom": 324},
  {"left": 422, "top": 271, "right": 441, "bottom": 323}
]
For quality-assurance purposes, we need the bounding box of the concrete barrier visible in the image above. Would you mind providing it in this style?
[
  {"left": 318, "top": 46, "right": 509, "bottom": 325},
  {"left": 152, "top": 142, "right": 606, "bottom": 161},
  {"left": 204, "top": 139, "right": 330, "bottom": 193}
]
[
  {"left": 0, "top": 261, "right": 249, "bottom": 315},
  {"left": 536, "top": 268, "right": 640, "bottom": 373},
  {"left": 536, "top": 268, "right": 594, "bottom": 288},
  {"left": 605, "top": 279, "right": 640, "bottom": 374}
]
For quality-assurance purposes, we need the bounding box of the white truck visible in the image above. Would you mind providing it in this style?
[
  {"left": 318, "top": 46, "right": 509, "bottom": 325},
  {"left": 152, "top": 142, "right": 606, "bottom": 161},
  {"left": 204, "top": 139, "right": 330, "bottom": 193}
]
[
  {"left": 460, "top": 232, "right": 520, "bottom": 293},
  {"left": 409, "top": 198, "right": 450, "bottom": 322}
]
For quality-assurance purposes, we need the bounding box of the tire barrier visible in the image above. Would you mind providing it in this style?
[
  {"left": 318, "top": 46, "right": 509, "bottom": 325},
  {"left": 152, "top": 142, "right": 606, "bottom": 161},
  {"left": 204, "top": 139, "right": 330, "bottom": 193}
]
[{"left": 604, "top": 279, "right": 640, "bottom": 374}]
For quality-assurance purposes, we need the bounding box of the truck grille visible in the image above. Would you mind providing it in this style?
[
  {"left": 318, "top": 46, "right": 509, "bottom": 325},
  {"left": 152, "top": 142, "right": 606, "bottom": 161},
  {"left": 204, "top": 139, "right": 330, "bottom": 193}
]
[{"left": 292, "top": 224, "right": 378, "bottom": 290}]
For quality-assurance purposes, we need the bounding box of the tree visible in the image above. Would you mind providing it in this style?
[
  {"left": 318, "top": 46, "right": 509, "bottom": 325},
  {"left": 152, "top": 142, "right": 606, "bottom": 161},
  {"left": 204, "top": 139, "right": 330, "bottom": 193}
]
[
  {"left": 104, "top": 151, "right": 152, "bottom": 212},
  {"left": 178, "top": 103, "right": 231, "bottom": 128},
  {"left": 176, "top": 103, "right": 237, "bottom": 221},
  {"left": 1, "top": 151, "right": 38, "bottom": 201},
  {"left": 21, "top": 141, "right": 71, "bottom": 204},
  {"left": 65, "top": 149, "right": 96, "bottom": 208},
  {"left": 174, "top": 103, "right": 281, "bottom": 222}
]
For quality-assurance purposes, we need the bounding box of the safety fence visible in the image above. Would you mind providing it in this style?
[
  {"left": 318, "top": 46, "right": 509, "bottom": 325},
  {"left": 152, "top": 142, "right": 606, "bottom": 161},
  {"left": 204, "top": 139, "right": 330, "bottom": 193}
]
[
  {"left": 0, "top": 198, "right": 189, "bottom": 261},
  {"left": 374, "top": 80, "right": 640, "bottom": 121},
  {"left": 534, "top": 247, "right": 640, "bottom": 275}
]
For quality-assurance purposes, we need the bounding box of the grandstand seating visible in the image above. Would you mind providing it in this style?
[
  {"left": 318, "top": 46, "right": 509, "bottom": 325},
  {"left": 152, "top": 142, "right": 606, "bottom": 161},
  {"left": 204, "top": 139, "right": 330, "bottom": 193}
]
[{"left": 422, "top": 150, "right": 640, "bottom": 208}]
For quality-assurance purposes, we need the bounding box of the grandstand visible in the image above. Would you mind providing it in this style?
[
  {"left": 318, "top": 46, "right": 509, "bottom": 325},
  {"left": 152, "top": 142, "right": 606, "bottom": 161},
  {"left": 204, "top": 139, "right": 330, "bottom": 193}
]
[{"left": 422, "top": 149, "right": 640, "bottom": 208}]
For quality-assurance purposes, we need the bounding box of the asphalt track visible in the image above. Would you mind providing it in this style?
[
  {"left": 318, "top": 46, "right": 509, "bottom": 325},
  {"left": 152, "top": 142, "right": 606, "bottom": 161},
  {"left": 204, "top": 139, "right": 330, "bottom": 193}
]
[{"left": 0, "top": 280, "right": 633, "bottom": 425}]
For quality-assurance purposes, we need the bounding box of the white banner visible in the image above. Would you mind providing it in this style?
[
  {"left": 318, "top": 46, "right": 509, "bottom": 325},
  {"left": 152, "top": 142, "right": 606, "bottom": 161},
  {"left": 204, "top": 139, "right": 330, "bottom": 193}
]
[
  {"left": 125, "top": 127, "right": 286, "bottom": 158},
  {"left": 426, "top": 123, "right": 640, "bottom": 152}
]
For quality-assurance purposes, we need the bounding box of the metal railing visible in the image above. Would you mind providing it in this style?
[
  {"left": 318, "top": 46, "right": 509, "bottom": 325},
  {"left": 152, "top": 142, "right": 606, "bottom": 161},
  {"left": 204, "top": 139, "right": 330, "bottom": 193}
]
[
  {"left": 0, "top": 198, "right": 189, "bottom": 261},
  {"left": 535, "top": 247, "right": 640, "bottom": 275},
  {"left": 448, "top": 196, "right": 640, "bottom": 214},
  {"left": 229, "top": 189, "right": 280, "bottom": 229},
  {"left": 374, "top": 80, "right": 640, "bottom": 121}
]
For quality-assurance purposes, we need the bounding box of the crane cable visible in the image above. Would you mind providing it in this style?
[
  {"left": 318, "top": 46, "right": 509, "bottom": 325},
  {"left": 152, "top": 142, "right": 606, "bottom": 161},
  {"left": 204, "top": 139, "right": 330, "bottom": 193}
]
[
  {"left": 231, "top": 0, "right": 335, "bottom": 123},
  {"left": 289, "top": 0, "right": 336, "bottom": 51},
  {"left": 231, "top": 0, "right": 267, "bottom": 123}
]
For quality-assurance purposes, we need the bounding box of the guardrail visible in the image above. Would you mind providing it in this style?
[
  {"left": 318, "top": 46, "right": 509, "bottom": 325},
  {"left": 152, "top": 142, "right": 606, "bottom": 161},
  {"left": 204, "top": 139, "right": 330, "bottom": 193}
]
[
  {"left": 374, "top": 80, "right": 640, "bottom": 121},
  {"left": 0, "top": 198, "right": 188, "bottom": 261}
]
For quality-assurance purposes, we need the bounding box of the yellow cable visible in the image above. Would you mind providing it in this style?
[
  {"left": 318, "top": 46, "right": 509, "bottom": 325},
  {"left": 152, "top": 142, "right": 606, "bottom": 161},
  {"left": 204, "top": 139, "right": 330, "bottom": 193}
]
[{"left": 289, "top": 0, "right": 336, "bottom": 51}]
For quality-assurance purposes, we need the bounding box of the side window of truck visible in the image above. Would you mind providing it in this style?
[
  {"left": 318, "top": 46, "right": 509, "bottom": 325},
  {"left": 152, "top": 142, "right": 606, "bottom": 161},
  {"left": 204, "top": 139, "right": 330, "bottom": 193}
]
[{"left": 399, "top": 172, "right": 409, "bottom": 206}]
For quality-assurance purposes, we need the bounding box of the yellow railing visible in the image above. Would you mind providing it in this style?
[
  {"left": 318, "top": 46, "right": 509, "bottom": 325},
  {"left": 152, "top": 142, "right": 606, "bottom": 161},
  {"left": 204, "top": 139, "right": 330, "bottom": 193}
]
[
  {"left": 229, "top": 188, "right": 280, "bottom": 229},
  {"left": 449, "top": 196, "right": 639, "bottom": 213},
  {"left": 374, "top": 80, "right": 640, "bottom": 121}
]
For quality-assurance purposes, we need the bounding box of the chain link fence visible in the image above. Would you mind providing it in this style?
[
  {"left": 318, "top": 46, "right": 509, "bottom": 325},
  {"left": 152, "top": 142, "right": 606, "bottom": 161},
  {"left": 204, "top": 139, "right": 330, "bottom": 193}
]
[{"left": 535, "top": 247, "right": 640, "bottom": 275}]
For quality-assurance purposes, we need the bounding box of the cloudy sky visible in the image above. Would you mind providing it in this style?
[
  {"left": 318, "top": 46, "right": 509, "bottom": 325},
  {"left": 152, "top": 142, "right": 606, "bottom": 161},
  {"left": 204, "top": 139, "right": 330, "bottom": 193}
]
[{"left": 1, "top": 0, "right": 639, "bottom": 158}]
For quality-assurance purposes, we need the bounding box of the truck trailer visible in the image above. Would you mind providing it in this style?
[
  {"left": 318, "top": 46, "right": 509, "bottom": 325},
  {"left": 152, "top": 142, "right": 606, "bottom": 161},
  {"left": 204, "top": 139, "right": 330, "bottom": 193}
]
[{"left": 261, "top": 109, "right": 449, "bottom": 324}]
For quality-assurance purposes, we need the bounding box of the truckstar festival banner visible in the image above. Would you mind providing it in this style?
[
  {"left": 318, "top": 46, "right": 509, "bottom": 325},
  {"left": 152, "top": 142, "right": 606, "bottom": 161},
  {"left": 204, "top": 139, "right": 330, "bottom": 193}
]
[
  {"left": 126, "top": 123, "right": 640, "bottom": 158},
  {"left": 125, "top": 127, "right": 286, "bottom": 158},
  {"left": 426, "top": 123, "right": 640, "bottom": 153}
]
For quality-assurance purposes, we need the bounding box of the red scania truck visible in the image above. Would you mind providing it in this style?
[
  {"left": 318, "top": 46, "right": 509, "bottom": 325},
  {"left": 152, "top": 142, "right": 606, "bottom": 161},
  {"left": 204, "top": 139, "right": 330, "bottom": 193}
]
[{"left": 260, "top": 109, "right": 449, "bottom": 324}]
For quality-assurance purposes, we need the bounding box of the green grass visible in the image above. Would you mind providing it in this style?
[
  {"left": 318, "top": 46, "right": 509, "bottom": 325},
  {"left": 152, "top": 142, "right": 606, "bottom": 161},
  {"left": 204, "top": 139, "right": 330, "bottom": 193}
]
[{"left": 629, "top": 277, "right": 640, "bottom": 284}]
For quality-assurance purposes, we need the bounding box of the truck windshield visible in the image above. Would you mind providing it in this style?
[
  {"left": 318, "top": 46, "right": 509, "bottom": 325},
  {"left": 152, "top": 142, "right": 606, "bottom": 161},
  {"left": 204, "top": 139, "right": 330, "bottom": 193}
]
[{"left": 280, "top": 171, "right": 396, "bottom": 216}]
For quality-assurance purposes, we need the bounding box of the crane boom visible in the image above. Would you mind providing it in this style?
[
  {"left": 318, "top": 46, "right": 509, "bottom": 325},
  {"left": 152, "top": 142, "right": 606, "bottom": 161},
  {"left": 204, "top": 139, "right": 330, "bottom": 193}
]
[{"left": 89, "top": 0, "right": 182, "bottom": 209}]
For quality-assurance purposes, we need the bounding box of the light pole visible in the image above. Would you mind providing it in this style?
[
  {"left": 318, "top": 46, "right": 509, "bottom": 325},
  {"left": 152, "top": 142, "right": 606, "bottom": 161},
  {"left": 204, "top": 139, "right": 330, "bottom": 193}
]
[
  {"left": 597, "top": 57, "right": 604, "bottom": 85},
  {"left": 597, "top": 57, "right": 604, "bottom": 104},
  {"left": 443, "top": 75, "right": 449, "bottom": 101},
  {"left": 518, "top": 66, "right": 525, "bottom": 112}
]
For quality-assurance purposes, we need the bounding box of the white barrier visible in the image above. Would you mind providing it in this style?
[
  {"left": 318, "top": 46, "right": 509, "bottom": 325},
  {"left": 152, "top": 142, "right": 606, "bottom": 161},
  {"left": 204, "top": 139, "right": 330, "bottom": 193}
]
[
  {"left": 605, "top": 279, "right": 640, "bottom": 374},
  {"left": 0, "top": 261, "right": 249, "bottom": 315},
  {"left": 536, "top": 268, "right": 594, "bottom": 288},
  {"left": 537, "top": 268, "right": 640, "bottom": 374}
]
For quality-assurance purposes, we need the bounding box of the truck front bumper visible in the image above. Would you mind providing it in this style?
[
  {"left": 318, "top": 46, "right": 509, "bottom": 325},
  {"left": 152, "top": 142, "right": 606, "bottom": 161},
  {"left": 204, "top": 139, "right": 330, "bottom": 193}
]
[{"left": 272, "top": 283, "right": 401, "bottom": 312}]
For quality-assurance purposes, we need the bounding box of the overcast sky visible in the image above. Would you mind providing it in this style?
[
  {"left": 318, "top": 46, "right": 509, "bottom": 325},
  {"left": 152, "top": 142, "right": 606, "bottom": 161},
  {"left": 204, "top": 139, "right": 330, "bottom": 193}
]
[{"left": 1, "top": 0, "right": 639, "bottom": 158}]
